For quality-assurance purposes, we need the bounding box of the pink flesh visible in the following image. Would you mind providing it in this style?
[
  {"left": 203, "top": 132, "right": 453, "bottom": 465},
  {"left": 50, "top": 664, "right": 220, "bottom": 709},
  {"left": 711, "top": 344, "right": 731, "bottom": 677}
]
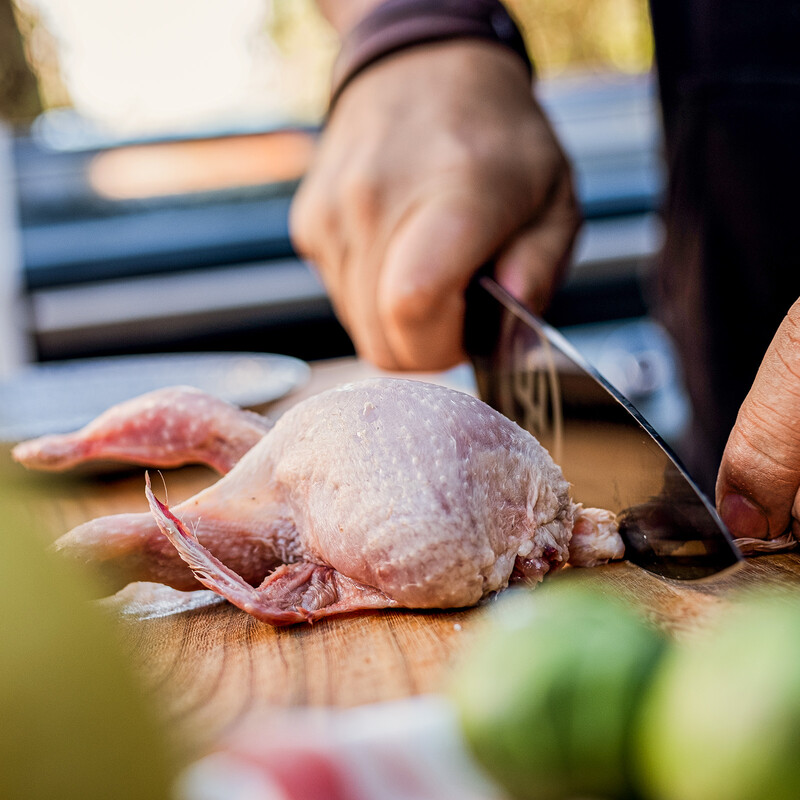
[
  {"left": 12, "top": 386, "right": 271, "bottom": 474},
  {"left": 511, "top": 545, "right": 566, "bottom": 584},
  {"left": 568, "top": 506, "right": 624, "bottom": 567},
  {"left": 54, "top": 505, "right": 288, "bottom": 593},
  {"left": 145, "top": 475, "right": 397, "bottom": 625}
]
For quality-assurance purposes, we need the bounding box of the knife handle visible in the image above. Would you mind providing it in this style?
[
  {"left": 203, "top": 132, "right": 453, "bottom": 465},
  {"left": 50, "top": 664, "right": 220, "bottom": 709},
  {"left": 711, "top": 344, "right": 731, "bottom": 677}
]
[{"left": 463, "top": 266, "right": 502, "bottom": 359}]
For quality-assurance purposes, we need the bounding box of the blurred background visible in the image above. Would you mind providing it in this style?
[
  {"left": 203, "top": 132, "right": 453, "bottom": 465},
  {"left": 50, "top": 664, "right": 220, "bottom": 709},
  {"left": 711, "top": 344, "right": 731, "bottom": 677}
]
[{"left": 0, "top": 0, "right": 688, "bottom": 439}]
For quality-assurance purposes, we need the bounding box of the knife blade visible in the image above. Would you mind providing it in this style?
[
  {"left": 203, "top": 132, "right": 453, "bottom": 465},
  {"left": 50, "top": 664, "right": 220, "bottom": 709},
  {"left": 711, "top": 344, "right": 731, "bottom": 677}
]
[{"left": 464, "top": 274, "right": 743, "bottom": 580}]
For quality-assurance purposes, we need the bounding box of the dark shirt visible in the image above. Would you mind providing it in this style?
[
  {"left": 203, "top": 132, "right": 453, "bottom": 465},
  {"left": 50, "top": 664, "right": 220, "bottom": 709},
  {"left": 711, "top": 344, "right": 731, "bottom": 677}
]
[{"left": 648, "top": 0, "right": 800, "bottom": 493}]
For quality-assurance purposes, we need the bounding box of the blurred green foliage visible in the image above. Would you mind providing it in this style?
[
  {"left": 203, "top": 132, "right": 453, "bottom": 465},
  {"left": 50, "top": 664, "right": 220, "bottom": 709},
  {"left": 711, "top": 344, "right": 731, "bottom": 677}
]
[
  {"left": 260, "top": 0, "right": 654, "bottom": 119},
  {"left": 0, "top": 0, "right": 41, "bottom": 123},
  {"left": 264, "top": 0, "right": 654, "bottom": 77},
  {"left": 5, "top": 0, "right": 653, "bottom": 125},
  {"left": 508, "top": 0, "right": 654, "bottom": 75},
  {"left": 0, "top": 466, "right": 175, "bottom": 800}
]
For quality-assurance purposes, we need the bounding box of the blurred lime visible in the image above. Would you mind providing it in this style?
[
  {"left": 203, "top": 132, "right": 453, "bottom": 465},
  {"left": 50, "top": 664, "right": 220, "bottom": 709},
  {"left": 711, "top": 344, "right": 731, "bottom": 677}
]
[
  {"left": 635, "top": 593, "right": 800, "bottom": 800},
  {"left": 451, "top": 580, "right": 665, "bottom": 800},
  {"left": 0, "top": 483, "right": 174, "bottom": 800}
]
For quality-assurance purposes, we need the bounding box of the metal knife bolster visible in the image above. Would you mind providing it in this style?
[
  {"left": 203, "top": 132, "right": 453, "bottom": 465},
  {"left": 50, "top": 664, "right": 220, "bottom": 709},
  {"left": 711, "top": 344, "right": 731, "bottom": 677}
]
[{"left": 464, "top": 275, "right": 743, "bottom": 581}]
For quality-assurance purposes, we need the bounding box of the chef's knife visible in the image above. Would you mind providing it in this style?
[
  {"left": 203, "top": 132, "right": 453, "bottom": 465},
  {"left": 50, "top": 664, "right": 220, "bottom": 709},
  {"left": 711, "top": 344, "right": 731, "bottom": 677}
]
[{"left": 464, "top": 274, "right": 743, "bottom": 580}]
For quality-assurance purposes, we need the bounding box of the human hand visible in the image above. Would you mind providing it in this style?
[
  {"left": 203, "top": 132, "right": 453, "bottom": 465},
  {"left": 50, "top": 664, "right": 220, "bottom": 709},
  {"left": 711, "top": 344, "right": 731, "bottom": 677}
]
[
  {"left": 716, "top": 300, "right": 800, "bottom": 551},
  {"left": 290, "top": 40, "right": 580, "bottom": 371}
]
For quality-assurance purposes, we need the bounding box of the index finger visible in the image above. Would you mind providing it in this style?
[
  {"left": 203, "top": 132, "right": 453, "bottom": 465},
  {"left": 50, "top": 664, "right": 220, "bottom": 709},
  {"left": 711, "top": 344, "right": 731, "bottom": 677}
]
[{"left": 378, "top": 195, "right": 503, "bottom": 371}]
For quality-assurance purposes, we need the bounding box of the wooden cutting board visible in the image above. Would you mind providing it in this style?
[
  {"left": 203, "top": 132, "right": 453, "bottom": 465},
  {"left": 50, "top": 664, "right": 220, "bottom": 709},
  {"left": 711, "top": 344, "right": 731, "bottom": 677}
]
[{"left": 13, "top": 357, "right": 800, "bottom": 762}]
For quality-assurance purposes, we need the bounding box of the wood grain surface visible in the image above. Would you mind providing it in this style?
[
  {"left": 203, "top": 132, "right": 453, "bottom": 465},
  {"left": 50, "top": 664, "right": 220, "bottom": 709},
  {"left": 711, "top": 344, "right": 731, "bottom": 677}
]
[{"left": 10, "top": 357, "right": 800, "bottom": 762}]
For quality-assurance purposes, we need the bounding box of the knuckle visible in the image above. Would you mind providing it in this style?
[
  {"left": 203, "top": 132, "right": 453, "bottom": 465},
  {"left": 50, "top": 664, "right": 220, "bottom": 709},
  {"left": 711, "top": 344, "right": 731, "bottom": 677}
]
[
  {"left": 289, "top": 197, "right": 343, "bottom": 267},
  {"left": 439, "top": 133, "right": 480, "bottom": 175},
  {"left": 287, "top": 196, "right": 309, "bottom": 250},
  {"left": 289, "top": 190, "right": 323, "bottom": 256},
  {"left": 426, "top": 131, "right": 494, "bottom": 191},
  {"left": 726, "top": 400, "right": 800, "bottom": 490},
  {"left": 786, "top": 298, "right": 800, "bottom": 329},
  {"left": 340, "top": 170, "right": 381, "bottom": 227},
  {"left": 772, "top": 314, "right": 800, "bottom": 384}
]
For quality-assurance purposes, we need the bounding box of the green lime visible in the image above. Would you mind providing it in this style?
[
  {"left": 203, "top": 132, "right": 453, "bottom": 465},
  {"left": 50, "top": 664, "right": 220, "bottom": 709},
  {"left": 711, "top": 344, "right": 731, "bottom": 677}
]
[
  {"left": 0, "top": 483, "right": 174, "bottom": 800},
  {"left": 635, "top": 592, "right": 800, "bottom": 800},
  {"left": 452, "top": 580, "right": 665, "bottom": 800}
]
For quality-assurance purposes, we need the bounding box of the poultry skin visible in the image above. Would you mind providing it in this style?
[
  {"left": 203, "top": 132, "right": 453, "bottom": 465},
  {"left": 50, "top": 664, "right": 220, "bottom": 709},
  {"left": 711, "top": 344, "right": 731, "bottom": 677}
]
[{"left": 14, "top": 379, "right": 623, "bottom": 624}]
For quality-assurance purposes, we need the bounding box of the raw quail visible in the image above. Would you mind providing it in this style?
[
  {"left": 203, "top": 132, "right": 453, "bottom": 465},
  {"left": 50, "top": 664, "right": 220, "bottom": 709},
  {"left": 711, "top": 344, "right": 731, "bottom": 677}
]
[{"left": 14, "top": 379, "right": 623, "bottom": 624}]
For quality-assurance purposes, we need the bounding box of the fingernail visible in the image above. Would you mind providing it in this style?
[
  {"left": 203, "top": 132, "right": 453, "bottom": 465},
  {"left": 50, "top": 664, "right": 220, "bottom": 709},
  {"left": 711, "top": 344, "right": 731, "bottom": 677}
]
[{"left": 719, "top": 493, "right": 769, "bottom": 539}]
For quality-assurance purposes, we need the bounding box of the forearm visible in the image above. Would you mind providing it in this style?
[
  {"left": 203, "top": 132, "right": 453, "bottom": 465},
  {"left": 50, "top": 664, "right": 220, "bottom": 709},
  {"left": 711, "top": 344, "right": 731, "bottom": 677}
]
[{"left": 315, "top": 0, "right": 385, "bottom": 35}]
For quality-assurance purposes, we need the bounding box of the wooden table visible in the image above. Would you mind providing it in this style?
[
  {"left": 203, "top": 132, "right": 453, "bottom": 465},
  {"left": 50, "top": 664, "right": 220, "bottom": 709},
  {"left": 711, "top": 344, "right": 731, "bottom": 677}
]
[{"left": 12, "top": 357, "right": 800, "bottom": 762}]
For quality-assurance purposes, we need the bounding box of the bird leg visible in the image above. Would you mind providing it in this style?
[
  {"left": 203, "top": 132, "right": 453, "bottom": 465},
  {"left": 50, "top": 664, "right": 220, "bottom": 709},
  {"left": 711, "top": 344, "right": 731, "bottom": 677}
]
[
  {"left": 567, "top": 505, "right": 623, "bottom": 567},
  {"left": 145, "top": 475, "right": 398, "bottom": 625},
  {"left": 13, "top": 386, "right": 271, "bottom": 474},
  {"left": 55, "top": 486, "right": 291, "bottom": 594}
]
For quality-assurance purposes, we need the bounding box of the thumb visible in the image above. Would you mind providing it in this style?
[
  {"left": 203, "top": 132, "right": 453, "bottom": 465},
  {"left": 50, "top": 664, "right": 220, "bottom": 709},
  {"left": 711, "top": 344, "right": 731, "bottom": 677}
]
[{"left": 716, "top": 300, "right": 800, "bottom": 544}]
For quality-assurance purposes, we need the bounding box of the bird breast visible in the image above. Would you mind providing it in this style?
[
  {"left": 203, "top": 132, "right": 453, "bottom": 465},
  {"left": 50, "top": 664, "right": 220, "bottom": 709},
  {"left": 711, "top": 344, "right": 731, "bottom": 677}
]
[{"left": 257, "top": 379, "right": 575, "bottom": 607}]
